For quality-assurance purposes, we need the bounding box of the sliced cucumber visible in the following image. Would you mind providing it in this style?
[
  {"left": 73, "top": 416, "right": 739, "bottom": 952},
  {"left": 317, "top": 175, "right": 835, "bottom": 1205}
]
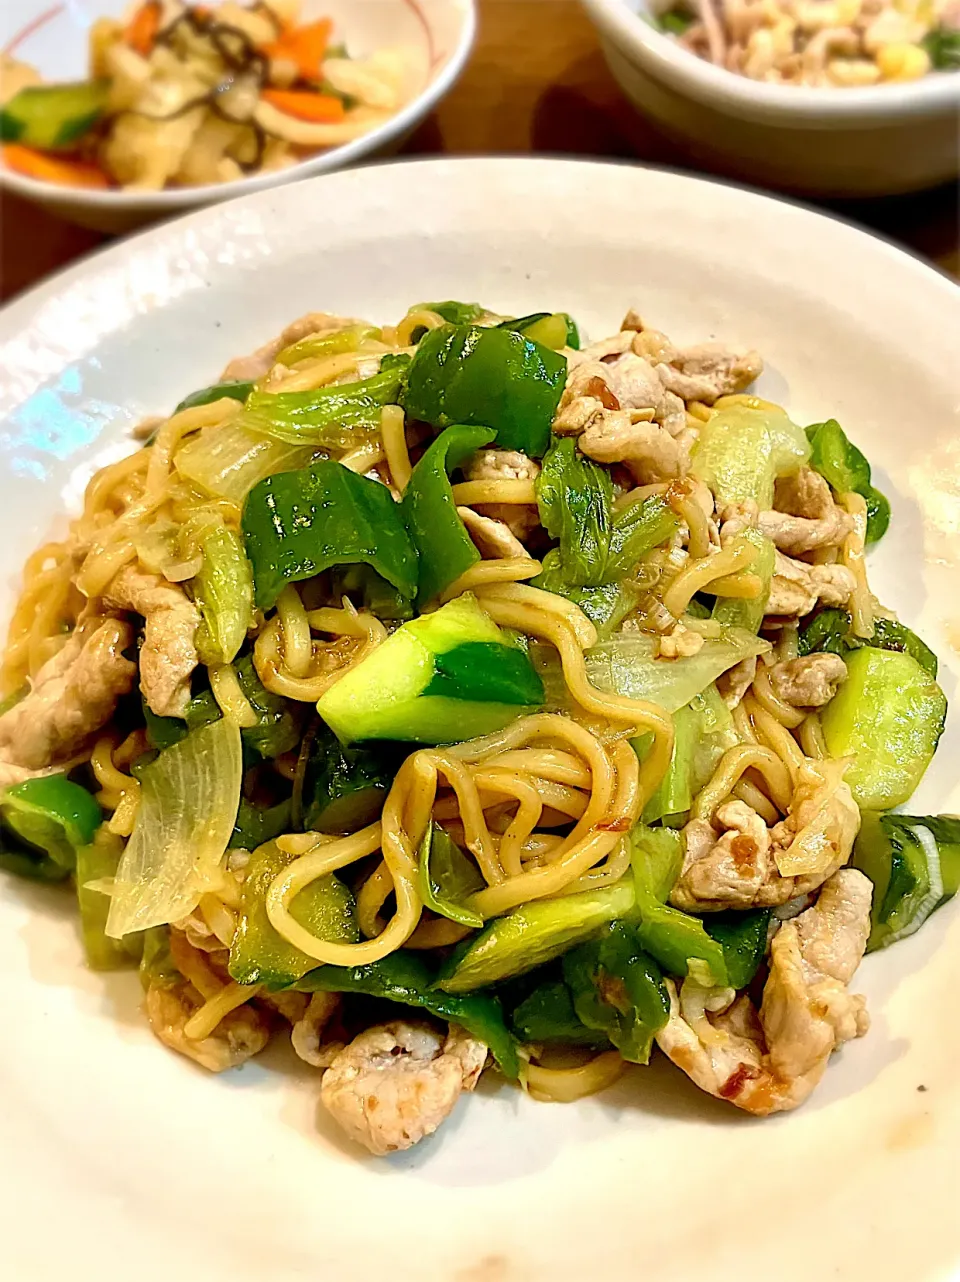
[
  {"left": 0, "top": 80, "right": 109, "bottom": 151},
  {"left": 820, "top": 648, "right": 946, "bottom": 810}
]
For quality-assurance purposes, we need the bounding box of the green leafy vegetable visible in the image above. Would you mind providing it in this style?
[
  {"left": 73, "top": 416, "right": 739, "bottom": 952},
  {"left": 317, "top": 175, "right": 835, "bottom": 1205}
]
[
  {"left": 105, "top": 718, "right": 243, "bottom": 938},
  {"left": 242, "top": 457, "right": 419, "bottom": 610},
  {"left": 537, "top": 440, "right": 678, "bottom": 588},
  {"left": 805, "top": 419, "right": 890, "bottom": 543},
  {"left": 175, "top": 380, "right": 254, "bottom": 414},
  {"left": 585, "top": 627, "right": 770, "bottom": 714},
  {"left": 402, "top": 323, "right": 566, "bottom": 457},
  {"left": 537, "top": 438, "right": 614, "bottom": 587},
  {"left": 297, "top": 950, "right": 520, "bottom": 1079},
  {"left": 193, "top": 520, "right": 254, "bottom": 665},
  {"left": 923, "top": 25, "right": 960, "bottom": 68},
  {"left": 229, "top": 839, "right": 359, "bottom": 990},
  {"left": 240, "top": 361, "right": 409, "bottom": 448},
  {"left": 798, "top": 607, "right": 938, "bottom": 679},
  {"left": 639, "top": 703, "right": 699, "bottom": 824},
  {"left": 275, "top": 323, "right": 379, "bottom": 367},
  {"left": 533, "top": 551, "right": 644, "bottom": 637},
  {"left": 400, "top": 423, "right": 496, "bottom": 605},
  {"left": 562, "top": 922, "right": 670, "bottom": 1064},
  {"left": 418, "top": 821, "right": 484, "bottom": 928}
]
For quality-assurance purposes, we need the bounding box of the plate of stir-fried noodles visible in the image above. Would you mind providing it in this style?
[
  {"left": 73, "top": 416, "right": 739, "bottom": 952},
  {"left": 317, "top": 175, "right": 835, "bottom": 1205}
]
[{"left": 0, "top": 158, "right": 957, "bottom": 1282}]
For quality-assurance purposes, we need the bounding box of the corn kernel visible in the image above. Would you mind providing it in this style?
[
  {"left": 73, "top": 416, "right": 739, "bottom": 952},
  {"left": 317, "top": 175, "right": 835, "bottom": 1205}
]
[
  {"left": 876, "top": 42, "right": 932, "bottom": 80},
  {"left": 836, "top": 0, "right": 862, "bottom": 22},
  {"left": 827, "top": 57, "right": 883, "bottom": 85}
]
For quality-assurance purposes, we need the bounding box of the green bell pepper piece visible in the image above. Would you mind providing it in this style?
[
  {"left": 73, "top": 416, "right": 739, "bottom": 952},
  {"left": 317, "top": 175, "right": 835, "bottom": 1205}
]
[
  {"left": 242, "top": 457, "right": 419, "bottom": 610},
  {"left": 229, "top": 798, "right": 292, "bottom": 850},
  {"left": 297, "top": 949, "right": 520, "bottom": 1079},
  {"left": 498, "top": 313, "right": 578, "bottom": 351},
  {"left": 418, "top": 821, "right": 485, "bottom": 929},
  {"left": 175, "top": 379, "right": 254, "bottom": 414},
  {"left": 301, "top": 729, "right": 402, "bottom": 833},
  {"left": 805, "top": 418, "right": 890, "bottom": 544},
  {"left": 509, "top": 978, "right": 606, "bottom": 1045},
  {"left": 76, "top": 829, "right": 138, "bottom": 970},
  {"left": 139, "top": 926, "right": 180, "bottom": 991},
  {"left": 143, "top": 689, "right": 221, "bottom": 750},
  {"left": 438, "top": 878, "right": 637, "bottom": 992},
  {"left": 228, "top": 839, "right": 360, "bottom": 990},
  {"left": 1, "top": 775, "right": 102, "bottom": 872},
  {"left": 402, "top": 323, "right": 566, "bottom": 457},
  {"left": 400, "top": 422, "right": 495, "bottom": 605},
  {"left": 562, "top": 922, "right": 670, "bottom": 1064},
  {"left": 414, "top": 301, "right": 488, "bottom": 326},
  {"left": 701, "top": 910, "right": 770, "bottom": 989},
  {"left": 235, "top": 655, "right": 302, "bottom": 759},
  {"left": 630, "top": 825, "right": 728, "bottom": 985}
]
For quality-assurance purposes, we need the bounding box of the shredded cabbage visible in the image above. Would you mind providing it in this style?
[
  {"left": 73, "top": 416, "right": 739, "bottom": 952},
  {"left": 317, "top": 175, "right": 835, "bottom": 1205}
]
[
  {"left": 585, "top": 628, "right": 770, "bottom": 713},
  {"left": 105, "top": 719, "right": 242, "bottom": 939}
]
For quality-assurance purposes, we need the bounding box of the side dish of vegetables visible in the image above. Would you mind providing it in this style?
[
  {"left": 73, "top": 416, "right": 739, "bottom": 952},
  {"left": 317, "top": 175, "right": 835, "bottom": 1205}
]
[
  {"left": 0, "top": 0, "right": 411, "bottom": 190},
  {"left": 655, "top": 0, "right": 960, "bottom": 87}
]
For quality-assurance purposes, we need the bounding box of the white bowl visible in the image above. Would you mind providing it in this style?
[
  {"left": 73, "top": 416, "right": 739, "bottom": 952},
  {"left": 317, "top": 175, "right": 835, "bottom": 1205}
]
[
  {"left": 0, "top": 0, "right": 476, "bottom": 232},
  {"left": 1, "top": 156, "right": 960, "bottom": 1282},
  {"left": 581, "top": 0, "right": 960, "bottom": 196}
]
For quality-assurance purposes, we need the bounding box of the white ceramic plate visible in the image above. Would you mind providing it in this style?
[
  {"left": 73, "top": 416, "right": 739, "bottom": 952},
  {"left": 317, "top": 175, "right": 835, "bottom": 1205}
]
[
  {"left": 0, "top": 0, "right": 475, "bottom": 231},
  {"left": 1, "top": 158, "right": 959, "bottom": 1282}
]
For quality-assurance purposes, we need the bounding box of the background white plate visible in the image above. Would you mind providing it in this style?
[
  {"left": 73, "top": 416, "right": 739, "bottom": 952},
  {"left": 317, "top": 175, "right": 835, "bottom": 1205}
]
[{"left": 1, "top": 158, "right": 959, "bottom": 1282}]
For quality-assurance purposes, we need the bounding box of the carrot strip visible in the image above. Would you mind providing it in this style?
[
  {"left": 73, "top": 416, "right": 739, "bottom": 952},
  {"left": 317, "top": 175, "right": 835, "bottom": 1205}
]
[
  {"left": 125, "top": 0, "right": 162, "bottom": 57},
  {"left": 2, "top": 144, "right": 111, "bottom": 189},
  {"left": 259, "top": 88, "right": 345, "bottom": 123},
  {"left": 265, "top": 18, "right": 332, "bottom": 81}
]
